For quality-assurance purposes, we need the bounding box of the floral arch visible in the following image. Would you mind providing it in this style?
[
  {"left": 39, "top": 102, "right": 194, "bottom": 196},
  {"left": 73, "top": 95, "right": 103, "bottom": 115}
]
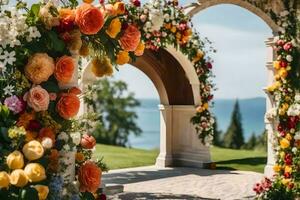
[{"left": 0, "top": 0, "right": 299, "bottom": 200}]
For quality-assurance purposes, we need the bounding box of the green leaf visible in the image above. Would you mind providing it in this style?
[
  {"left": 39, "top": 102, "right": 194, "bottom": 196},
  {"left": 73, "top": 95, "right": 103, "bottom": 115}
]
[
  {"left": 20, "top": 187, "right": 39, "bottom": 200},
  {"left": 41, "top": 79, "right": 60, "bottom": 93},
  {"left": 47, "top": 31, "right": 65, "bottom": 53},
  {"left": 81, "top": 192, "right": 96, "bottom": 200},
  {"left": 31, "top": 4, "right": 40, "bottom": 18}
]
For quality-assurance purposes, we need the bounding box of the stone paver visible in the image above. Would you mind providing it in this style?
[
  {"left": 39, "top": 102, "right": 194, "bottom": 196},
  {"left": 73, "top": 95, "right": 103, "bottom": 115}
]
[{"left": 102, "top": 166, "right": 263, "bottom": 200}]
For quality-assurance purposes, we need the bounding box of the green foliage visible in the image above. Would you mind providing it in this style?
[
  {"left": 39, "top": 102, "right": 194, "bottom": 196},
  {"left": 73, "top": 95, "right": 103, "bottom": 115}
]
[
  {"left": 85, "top": 79, "right": 142, "bottom": 147},
  {"left": 223, "top": 100, "right": 245, "bottom": 149},
  {"left": 243, "top": 132, "right": 257, "bottom": 150},
  {"left": 212, "top": 117, "right": 222, "bottom": 146}
]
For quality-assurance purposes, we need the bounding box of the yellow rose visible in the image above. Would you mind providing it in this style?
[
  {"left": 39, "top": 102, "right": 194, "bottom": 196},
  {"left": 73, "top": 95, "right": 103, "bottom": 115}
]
[
  {"left": 279, "top": 68, "right": 288, "bottom": 79},
  {"left": 203, "top": 103, "right": 209, "bottom": 110},
  {"left": 10, "top": 169, "right": 28, "bottom": 187},
  {"left": 0, "top": 171, "right": 10, "bottom": 189},
  {"left": 280, "top": 138, "right": 290, "bottom": 149},
  {"left": 273, "top": 165, "right": 281, "bottom": 173},
  {"left": 114, "top": 2, "right": 125, "bottom": 15},
  {"left": 286, "top": 133, "right": 293, "bottom": 141},
  {"left": 171, "top": 26, "right": 177, "bottom": 33},
  {"left": 24, "top": 163, "right": 46, "bottom": 182},
  {"left": 91, "top": 56, "right": 113, "bottom": 77},
  {"left": 273, "top": 61, "right": 280, "bottom": 70},
  {"left": 285, "top": 165, "right": 292, "bottom": 173},
  {"left": 193, "top": 50, "right": 204, "bottom": 63},
  {"left": 6, "top": 151, "right": 24, "bottom": 170},
  {"left": 281, "top": 178, "right": 291, "bottom": 185},
  {"left": 116, "top": 51, "right": 130, "bottom": 65},
  {"left": 22, "top": 140, "right": 44, "bottom": 161},
  {"left": 33, "top": 185, "right": 49, "bottom": 200},
  {"left": 280, "top": 151, "right": 285, "bottom": 158},
  {"left": 134, "top": 42, "right": 145, "bottom": 56},
  {"left": 106, "top": 18, "right": 121, "bottom": 38},
  {"left": 76, "top": 152, "right": 85, "bottom": 163}
]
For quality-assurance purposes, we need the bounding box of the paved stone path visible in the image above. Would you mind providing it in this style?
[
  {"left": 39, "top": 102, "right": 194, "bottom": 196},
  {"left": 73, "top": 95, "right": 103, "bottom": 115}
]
[{"left": 102, "top": 166, "right": 263, "bottom": 200}]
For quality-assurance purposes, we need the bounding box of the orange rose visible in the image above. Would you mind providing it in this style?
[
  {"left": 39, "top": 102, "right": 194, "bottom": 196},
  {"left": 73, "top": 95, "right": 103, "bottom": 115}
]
[
  {"left": 81, "top": 134, "right": 96, "bottom": 149},
  {"left": 59, "top": 8, "right": 75, "bottom": 21},
  {"left": 56, "top": 93, "right": 80, "bottom": 119},
  {"left": 134, "top": 42, "right": 145, "bottom": 56},
  {"left": 78, "top": 161, "right": 102, "bottom": 193},
  {"left": 68, "top": 87, "right": 82, "bottom": 95},
  {"left": 38, "top": 128, "right": 56, "bottom": 144},
  {"left": 54, "top": 56, "right": 75, "bottom": 83},
  {"left": 116, "top": 51, "right": 130, "bottom": 65},
  {"left": 120, "top": 25, "right": 141, "bottom": 52},
  {"left": 75, "top": 3, "right": 104, "bottom": 35}
]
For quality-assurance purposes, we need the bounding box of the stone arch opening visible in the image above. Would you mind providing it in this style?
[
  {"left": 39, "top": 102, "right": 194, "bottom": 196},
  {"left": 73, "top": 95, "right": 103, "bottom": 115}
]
[{"left": 187, "top": 1, "right": 278, "bottom": 175}]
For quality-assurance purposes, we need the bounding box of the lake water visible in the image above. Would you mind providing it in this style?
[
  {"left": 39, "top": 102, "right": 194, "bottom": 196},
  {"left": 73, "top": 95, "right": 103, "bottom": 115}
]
[{"left": 128, "top": 98, "right": 266, "bottom": 149}]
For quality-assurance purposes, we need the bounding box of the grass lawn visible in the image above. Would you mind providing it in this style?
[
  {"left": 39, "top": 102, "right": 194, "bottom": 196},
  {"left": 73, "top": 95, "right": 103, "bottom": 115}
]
[
  {"left": 211, "top": 147, "right": 267, "bottom": 173},
  {"left": 94, "top": 144, "right": 267, "bottom": 173},
  {"left": 93, "top": 144, "right": 159, "bottom": 170}
]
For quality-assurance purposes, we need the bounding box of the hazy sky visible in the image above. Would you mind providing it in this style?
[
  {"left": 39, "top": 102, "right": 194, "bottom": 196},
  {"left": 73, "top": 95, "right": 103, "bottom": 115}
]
[{"left": 10, "top": 0, "right": 273, "bottom": 99}]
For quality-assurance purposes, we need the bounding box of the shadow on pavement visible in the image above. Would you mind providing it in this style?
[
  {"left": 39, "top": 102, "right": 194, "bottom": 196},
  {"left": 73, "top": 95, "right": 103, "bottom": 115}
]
[
  {"left": 108, "top": 192, "right": 220, "bottom": 200},
  {"left": 103, "top": 167, "right": 243, "bottom": 186}
]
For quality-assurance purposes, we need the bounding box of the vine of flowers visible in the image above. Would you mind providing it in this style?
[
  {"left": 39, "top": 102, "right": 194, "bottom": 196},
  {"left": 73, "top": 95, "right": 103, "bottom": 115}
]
[
  {"left": 255, "top": 2, "right": 300, "bottom": 199},
  {"left": 0, "top": 0, "right": 213, "bottom": 199}
]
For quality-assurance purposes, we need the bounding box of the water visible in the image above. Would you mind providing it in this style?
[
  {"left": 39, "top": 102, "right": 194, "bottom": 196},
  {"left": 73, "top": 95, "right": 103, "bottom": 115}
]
[{"left": 128, "top": 98, "right": 266, "bottom": 149}]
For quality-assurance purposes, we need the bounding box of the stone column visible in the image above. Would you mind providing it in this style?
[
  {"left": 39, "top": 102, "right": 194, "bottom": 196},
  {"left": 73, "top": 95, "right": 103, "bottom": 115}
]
[
  {"left": 264, "top": 37, "right": 276, "bottom": 176},
  {"left": 155, "top": 104, "right": 173, "bottom": 167}
]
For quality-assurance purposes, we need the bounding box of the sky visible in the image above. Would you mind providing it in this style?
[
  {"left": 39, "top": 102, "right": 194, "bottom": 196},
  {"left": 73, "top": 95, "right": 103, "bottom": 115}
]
[
  {"left": 10, "top": 0, "right": 273, "bottom": 99},
  {"left": 113, "top": 2, "right": 273, "bottom": 99}
]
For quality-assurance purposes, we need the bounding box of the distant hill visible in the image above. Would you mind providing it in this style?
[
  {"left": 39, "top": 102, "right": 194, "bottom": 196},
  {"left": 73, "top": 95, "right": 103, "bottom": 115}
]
[{"left": 212, "top": 97, "right": 266, "bottom": 139}]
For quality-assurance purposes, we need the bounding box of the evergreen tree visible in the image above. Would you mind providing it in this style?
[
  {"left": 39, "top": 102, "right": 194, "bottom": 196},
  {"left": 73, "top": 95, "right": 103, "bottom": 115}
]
[
  {"left": 212, "top": 116, "right": 222, "bottom": 146},
  {"left": 244, "top": 132, "right": 257, "bottom": 149},
  {"left": 223, "top": 99, "right": 245, "bottom": 149}
]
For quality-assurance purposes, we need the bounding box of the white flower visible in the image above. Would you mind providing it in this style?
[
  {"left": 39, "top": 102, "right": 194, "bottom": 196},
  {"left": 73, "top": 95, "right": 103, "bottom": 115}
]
[
  {"left": 57, "top": 132, "right": 69, "bottom": 142},
  {"left": 71, "top": 132, "right": 81, "bottom": 145},
  {"left": 292, "top": 147, "right": 298, "bottom": 154},
  {"left": 63, "top": 144, "right": 70, "bottom": 151},
  {"left": 0, "top": 61, "right": 6, "bottom": 74},
  {"left": 280, "top": 10, "right": 289, "bottom": 17},
  {"left": 286, "top": 55, "right": 293, "bottom": 62},
  {"left": 162, "top": 32, "right": 167, "bottom": 37},
  {"left": 149, "top": 9, "right": 164, "bottom": 32},
  {"left": 145, "top": 21, "right": 152, "bottom": 29},
  {"left": 295, "top": 93, "right": 300, "bottom": 102},
  {"left": 3, "top": 85, "right": 14, "bottom": 96},
  {"left": 294, "top": 132, "right": 300, "bottom": 140},
  {"left": 41, "top": 137, "right": 53, "bottom": 149}
]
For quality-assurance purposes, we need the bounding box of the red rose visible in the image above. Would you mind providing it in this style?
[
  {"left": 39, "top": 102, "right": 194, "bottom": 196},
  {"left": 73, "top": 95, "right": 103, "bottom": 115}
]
[{"left": 81, "top": 134, "right": 96, "bottom": 149}]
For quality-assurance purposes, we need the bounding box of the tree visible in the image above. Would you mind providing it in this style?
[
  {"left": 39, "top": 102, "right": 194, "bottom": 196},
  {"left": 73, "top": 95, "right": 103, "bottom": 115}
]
[
  {"left": 212, "top": 116, "right": 222, "bottom": 146},
  {"left": 223, "top": 99, "right": 245, "bottom": 149},
  {"left": 243, "top": 132, "right": 257, "bottom": 150},
  {"left": 84, "top": 78, "right": 142, "bottom": 147},
  {"left": 255, "top": 130, "right": 268, "bottom": 151}
]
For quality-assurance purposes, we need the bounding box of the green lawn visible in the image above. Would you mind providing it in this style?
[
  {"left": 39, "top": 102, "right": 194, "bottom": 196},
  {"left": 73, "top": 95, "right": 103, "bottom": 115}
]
[
  {"left": 94, "top": 144, "right": 267, "bottom": 173},
  {"left": 211, "top": 147, "right": 267, "bottom": 173}
]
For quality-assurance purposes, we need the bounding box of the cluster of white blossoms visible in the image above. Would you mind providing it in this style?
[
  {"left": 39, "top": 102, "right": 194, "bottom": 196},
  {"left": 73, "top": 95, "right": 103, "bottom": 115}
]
[
  {"left": 143, "top": 0, "right": 164, "bottom": 32},
  {"left": 287, "top": 93, "right": 300, "bottom": 116},
  {"left": 0, "top": 8, "right": 41, "bottom": 70}
]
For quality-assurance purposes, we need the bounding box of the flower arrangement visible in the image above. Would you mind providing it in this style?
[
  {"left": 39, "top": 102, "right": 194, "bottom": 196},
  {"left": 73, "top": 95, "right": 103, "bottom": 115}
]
[
  {"left": 255, "top": 2, "right": 300, "bottom": 199},
  {"left": 0, "top": 0, "right": 213, "bottom": 199}
]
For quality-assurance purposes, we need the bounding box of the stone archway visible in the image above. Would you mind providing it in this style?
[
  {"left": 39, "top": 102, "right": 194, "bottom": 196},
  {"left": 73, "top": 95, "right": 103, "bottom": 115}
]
[
  {"left": 80, "top": 47, "right": 212, "bottom": 168},
  {"left": 185, "top": 0, "right": 280, "bottom": 175}
]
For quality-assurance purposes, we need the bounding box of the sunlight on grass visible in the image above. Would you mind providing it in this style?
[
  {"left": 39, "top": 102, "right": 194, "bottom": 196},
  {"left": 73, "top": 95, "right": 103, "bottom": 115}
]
[
  {"left": 211, "top": 147, "right": 267, "bottom": 173},
  {"left": 93, "top": 144, "right": 159, "bottom": 170},
  {"left": 93, "top": 144, "right": 266, "bottom": 173}
]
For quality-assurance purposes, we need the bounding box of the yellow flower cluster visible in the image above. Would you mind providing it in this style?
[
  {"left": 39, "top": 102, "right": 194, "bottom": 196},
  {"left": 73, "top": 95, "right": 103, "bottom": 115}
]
[
  {"left": 0, "top": 140, "right": 48, "bottom": 199},
  {"left": 8, "top": 126, "right": 26, "bottom": 139},
  {"left": 196, "top": 103, "right": 209, "bottom": 113}
]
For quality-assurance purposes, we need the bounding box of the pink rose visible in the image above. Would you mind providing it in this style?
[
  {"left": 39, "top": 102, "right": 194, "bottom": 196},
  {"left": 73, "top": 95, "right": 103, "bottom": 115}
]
[
  {"left": 24, "top": 86, "right": 50, "bottom": 112},
  {"left": 120, "top": 25, "right": 141, "bottom": 52},
  {"left": 283, "top": 42, "right": 292, "bottom": 51},
  {"left": 276, "top": 39, "right": 285, "bottom": 46},
  {"left": 81, "top": 134, "right": 96, "bottom": 149}
]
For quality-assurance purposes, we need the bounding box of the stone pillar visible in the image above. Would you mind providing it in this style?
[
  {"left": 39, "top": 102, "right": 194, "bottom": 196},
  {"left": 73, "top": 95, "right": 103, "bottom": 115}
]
[
  {"left": 155, "top": 105, "right": 173, "bottom": 167},
  {"left": 264, "top": 37, "right": 276, "bottom": 176}
]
